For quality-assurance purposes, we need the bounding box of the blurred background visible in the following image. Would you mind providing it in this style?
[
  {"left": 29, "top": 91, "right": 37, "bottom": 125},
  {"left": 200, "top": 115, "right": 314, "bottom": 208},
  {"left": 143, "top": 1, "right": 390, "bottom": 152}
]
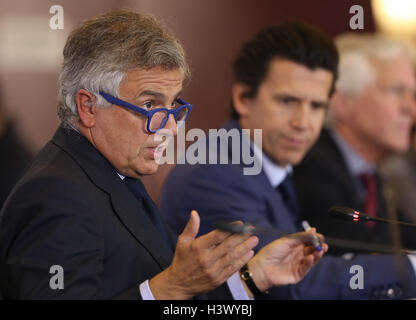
[{"left": 1, "top": 0, "right": 415, "bottom": 203}]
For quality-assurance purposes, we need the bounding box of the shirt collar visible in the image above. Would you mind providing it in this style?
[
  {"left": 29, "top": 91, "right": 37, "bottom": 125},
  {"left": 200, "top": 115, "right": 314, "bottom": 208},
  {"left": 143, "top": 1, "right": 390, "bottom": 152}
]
[
  {"left": 251, "top": 139, "right": 292, "bottom": 188},
  {"left": 66, "top": 121, "right": 80, "bottom": 133},
  {"left": 329, "top": 127, "right": 376, "bottom": 176}
]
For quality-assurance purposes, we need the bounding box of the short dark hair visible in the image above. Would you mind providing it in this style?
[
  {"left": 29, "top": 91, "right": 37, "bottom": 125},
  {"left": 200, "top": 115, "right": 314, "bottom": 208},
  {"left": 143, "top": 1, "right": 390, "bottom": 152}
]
[{"left": 231, "top": 22, "right": 339, "bottom": 118}]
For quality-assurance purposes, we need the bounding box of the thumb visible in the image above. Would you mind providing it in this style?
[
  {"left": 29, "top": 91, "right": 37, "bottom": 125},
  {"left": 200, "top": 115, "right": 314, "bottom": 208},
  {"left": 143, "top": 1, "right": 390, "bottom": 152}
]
[{"left": 179, "top": 210, "right": 200, "bottom": 242}]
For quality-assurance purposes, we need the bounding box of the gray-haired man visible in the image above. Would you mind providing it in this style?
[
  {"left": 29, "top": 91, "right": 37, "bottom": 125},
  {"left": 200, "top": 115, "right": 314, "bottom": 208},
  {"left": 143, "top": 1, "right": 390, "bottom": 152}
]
[
  {"left": 0, "top": 10, "right": 324, "bottom": 299},
  {"left": 294, "top": 34, "right": 416, "bottom": 254}
]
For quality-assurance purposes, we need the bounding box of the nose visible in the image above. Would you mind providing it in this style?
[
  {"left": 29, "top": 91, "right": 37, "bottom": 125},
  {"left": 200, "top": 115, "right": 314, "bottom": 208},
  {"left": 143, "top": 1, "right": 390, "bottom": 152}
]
[
  {"left": 163, "top": 113, "right": 178, "bottom": 136},
  {"left": 401, "top": 90, "right": 416, "bottom": 117}
]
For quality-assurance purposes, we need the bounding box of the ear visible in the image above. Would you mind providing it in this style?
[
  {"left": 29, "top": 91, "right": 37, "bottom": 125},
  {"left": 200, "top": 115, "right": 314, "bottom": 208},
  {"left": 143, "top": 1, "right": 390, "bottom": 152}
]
[
  {"left": 76, "top": 89, "right": 97, "bottom": 128},
  {"left": 231, "top": 82, "right": 253, "bottom": 118},
  {"left": 329, "top": 91, "right": 352, "bottom": 123}
]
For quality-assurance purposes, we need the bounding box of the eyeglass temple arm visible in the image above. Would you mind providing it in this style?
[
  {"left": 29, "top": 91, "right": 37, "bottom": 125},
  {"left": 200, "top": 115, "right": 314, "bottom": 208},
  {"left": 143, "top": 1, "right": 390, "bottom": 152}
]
[{"left": 99, "top": 91, "right": 149, "bottom": 116}]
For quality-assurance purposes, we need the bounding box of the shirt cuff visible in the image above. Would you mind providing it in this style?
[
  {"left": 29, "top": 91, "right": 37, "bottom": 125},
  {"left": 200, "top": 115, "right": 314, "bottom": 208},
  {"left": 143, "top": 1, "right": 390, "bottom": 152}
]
[
  {"left": 140, "top": 273, "right": 253, "bottom": 300},
  {"left": 139, "top": 279, "right": 156, "bottom": 300},
  {"left": 227, "top": 271, "right": 253, "bottom": 300}
]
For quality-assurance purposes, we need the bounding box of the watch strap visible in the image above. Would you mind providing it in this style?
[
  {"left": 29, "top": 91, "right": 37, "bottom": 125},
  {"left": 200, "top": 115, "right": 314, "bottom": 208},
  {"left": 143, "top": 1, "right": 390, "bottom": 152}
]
[{"left": 239, "top": 264, "right": 268, "bottom": 296}]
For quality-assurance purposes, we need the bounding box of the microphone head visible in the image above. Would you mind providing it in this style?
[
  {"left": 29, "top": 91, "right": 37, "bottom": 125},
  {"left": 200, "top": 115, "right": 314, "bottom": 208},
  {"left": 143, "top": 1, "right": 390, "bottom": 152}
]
[{"left": 329, "top": 206, "right": 370, "bottom": 222}]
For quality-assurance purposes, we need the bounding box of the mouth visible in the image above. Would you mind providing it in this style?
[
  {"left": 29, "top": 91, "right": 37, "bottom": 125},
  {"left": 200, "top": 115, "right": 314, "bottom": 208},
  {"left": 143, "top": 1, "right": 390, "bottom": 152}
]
[
  {"left": 147, "top": 144, "right": 166, "bottom": 160},
  {"left": 282, "top": 136, "right": 308, "bottom": 148}
]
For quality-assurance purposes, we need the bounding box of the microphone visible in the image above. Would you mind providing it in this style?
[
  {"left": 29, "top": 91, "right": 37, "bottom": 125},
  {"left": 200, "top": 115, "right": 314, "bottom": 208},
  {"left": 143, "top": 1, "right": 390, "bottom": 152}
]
[
  {"left": 329, "top": 206, "right": 416, "bottom": 228},
  {"left": 215, "top": 220, "right": 415, "bottom": 254}
]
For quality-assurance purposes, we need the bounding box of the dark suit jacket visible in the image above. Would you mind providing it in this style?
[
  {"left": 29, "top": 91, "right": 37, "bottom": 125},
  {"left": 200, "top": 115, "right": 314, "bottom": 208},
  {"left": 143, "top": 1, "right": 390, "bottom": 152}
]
[
  {"left": 160, "top": 119, "right": 416, "bottom": 299},
  {"left": 293, "top": 128, "right": 415, "bottom": 254},
  {"left": 0, "top": 124, "right": 225, "bottom": 299}
]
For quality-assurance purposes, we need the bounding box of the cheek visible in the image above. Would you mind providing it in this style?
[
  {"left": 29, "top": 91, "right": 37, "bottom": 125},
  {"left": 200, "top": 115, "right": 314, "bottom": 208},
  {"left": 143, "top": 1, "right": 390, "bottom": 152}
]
[
  {"left": 358, "top": 95, "right": 397, "bottom": 127},
  {"left": 131, "top": 135, "right": 152, "bottom": 159},
  {"left": 350, "top": 108, "right": 380, "bottom": 134},
  {"left": 310, "top": 112, "right": 325, "bottom": 138},
  {"left": 262, "top": 121, "right": 283, "bottom": 147},
  {"left": 115, "top": 127, "right": 151, "bottom": 168}
]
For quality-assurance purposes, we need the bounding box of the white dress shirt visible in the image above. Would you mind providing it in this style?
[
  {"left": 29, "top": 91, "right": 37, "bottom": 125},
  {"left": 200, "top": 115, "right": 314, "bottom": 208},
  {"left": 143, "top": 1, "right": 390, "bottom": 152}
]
[{"left": 251, "top": 138, "right": 292, "bottom": 189}]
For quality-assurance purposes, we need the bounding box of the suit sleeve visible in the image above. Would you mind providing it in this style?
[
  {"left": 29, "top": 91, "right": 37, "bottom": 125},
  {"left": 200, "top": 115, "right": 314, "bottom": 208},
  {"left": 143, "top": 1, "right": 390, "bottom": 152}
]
[
  {"left": 161, "top": 164, "right": 416, "bottom": 299},
  {"left": 161, "top": 165, "right": 277, "bottom": 249}
]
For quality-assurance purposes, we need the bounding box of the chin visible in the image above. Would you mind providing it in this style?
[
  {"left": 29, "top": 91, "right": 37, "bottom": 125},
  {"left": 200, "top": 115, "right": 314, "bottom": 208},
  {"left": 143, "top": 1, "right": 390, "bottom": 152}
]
[
  {"left": 287, "top": 157, "right": 304, "bottom": 166},
  {"left": 393, "top": 144, "right": 410, "bottom": 154},
  {"left": 388, "top": 138, "right": 410, "bottom": 153},
  {"left": 280, "top": 151, "right": 307, "bottom": 166},
  {"left": 141, "top": 166, "right": 159, "bottom": 176},
  {"left": 132, "top": 162, "right": 159, "bottom": 176}
]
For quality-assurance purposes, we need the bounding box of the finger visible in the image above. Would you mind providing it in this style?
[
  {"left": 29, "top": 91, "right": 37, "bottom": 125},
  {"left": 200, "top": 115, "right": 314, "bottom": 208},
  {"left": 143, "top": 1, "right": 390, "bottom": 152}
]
[
  {"left": 196, "top": 220, "right": 246, "bottom": 249},
  {"left": 178, "top": 210, "right": 200, "bottom": 243},
  {"left": 315, "top": 232, "right": 325, "bottom": 243},
  {"left": 213, "top": 233, "right": 257, "bottom": 258},
  {"left": 300, "top": 255, "right": 315, "bottom": 277},
  {"left": 208, "top": 236, "right": 257, "bottom": 282},
  {"left": 219, "top": 249, "right": 255, "bottom": 281},
  {"left": 312, "top": 248, "right": 325, "bottom": 265},
  {"left": 196, "top": 228, "right": 231, "bottom": 249},
  {"left": 283, "top": 232, "right": 312, "bottom": 246},
  {"left": 303, "top": 244, "right": 316, "bottom": 256},
  {"left": 288, "top": 230, "right": 326, "bottom": 248},
  {"left": 306, "top": 228, "right": 325, "bottom": 240}
]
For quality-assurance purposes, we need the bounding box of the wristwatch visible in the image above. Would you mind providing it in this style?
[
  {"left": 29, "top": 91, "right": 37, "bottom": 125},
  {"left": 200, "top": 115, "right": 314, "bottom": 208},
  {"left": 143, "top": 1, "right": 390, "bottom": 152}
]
[{"left": 239, "top": 264, "right": 268, "bottom": 296}]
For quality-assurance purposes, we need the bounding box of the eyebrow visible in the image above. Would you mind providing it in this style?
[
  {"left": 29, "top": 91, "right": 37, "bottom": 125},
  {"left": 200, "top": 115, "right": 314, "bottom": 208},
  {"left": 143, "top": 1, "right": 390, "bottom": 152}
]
[
  {"left": 274, "top": 93, "right": 328, "bottom": 106},
  {"left": 274, "top": 93, "right": 301, "bottom": 102},
  {"left": 135, "top": 90, "right": 182, "bottom": 101}
]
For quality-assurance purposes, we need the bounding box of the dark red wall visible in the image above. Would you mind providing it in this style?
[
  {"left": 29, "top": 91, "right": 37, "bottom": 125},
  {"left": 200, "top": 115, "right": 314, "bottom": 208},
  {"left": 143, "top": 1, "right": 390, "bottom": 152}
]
[{"left": 0, "top": 0, "right": 376, "bottom": 202}]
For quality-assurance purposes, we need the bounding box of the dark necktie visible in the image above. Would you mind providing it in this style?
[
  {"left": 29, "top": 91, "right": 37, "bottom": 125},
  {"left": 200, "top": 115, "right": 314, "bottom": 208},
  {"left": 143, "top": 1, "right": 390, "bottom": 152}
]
[
  {"left": 360, "top": 173, "right": 378, "bottom": 228},
  {"left": 276, "top": 174, "right": 300, "bottom": 223},
  {"left": 123, "top": 177, "right": 173, "bottom": 249}
]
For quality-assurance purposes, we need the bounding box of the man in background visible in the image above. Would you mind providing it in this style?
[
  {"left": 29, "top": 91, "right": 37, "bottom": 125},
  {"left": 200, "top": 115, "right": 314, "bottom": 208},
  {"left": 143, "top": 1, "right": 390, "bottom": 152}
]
[
  {"left": 293, "top": 34, "right": 416, "bottom": 254},
  {"left": 161, "top": 23, "right": 416, "bottom": 299}
]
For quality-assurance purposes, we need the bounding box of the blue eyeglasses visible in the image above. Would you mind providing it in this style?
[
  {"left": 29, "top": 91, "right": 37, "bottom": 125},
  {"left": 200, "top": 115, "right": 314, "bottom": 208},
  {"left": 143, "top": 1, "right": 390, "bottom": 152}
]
[{"left": 99, "top": 91, "right": 193, "bottom": 133}]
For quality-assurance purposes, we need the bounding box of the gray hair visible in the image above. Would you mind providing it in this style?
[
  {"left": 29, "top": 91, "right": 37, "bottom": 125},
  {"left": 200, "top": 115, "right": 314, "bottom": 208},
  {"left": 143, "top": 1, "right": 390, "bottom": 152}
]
[
  {"left": 335, "top": 33, "right": 413, "bottom": 96},
  {"left": 325, "top": 33, "right": 414, "bottom": 126},
  {"left": 57, "top": 10, "right": 190, "bottom": 124}
]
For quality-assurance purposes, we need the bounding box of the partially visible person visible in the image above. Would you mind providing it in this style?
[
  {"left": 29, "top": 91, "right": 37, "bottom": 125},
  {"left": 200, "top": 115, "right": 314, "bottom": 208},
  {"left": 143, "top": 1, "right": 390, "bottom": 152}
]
[
  {"left": 381, "top": 125, "right": 416, "bottom": 225},
  {"left": 293, "top": 34, "right": 416, "bottom": 254},
  {"left": 161, "top": 23, "right": 416, "bottom": 299}
]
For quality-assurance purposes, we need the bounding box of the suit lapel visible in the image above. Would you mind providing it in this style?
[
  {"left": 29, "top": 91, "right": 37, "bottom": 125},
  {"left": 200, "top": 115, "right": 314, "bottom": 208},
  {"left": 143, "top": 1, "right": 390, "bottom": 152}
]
[
  {"left": 51, "top": 125, "right": 173, "bottom": 270},
  {"left": 223, "top": 119, "right": 299, "bottom": 232},
  {"left": 316, "top": 129, "right": 362, "bottom": 209},
  {"left": 252, "top": 169, "right": 299, "bottom": 232}
]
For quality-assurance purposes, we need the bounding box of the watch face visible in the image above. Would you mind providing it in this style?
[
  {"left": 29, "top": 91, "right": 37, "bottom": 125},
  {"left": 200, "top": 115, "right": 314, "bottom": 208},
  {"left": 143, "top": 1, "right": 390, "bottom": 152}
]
[{"left": 241, "top": 271, "right": 251, "bottom": 280}]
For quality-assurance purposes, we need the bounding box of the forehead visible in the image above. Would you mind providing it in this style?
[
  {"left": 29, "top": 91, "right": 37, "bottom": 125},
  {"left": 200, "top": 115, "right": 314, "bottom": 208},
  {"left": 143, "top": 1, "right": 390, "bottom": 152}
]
[
  {"left": 371, "top": 55, "right": 415, "bottom": 87},
  {"left": 261, "top": 58, "right": 333, "bottom": 100},
  {"left": 119, "top": 67, "right": 183, "bottom": 98}
]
